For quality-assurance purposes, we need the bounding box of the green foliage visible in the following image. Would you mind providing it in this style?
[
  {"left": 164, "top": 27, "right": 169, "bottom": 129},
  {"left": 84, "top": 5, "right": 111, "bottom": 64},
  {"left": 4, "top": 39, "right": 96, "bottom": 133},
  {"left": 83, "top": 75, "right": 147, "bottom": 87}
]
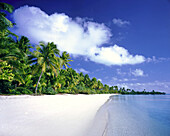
[
  {"left": 0, "top": 80, "right": 12, "bottom": 94},
  {"left": 57, "top": 88, "right": 69, "bottom": 94},
  {"left": 43, "top": 87, "right": 57, "bottom": 95},
  {"left": 15, "top": 87, "right": 33, "bottom": 94},
  {"left": 60, "top": 51, "right": 72, "bottom": 69},
  {"left": 0, "top": 2, "right": 166, "bottom": 95},
  {"left": 120, "top": 89, "right": 165, "bottom": 95},
  {"left": 29, "top": 42, "right": 61, "bottom": 94},
  {"left": 0, "top": 2, "right": 14, "bottom": 29},
  {"left": 0, "top": 61, "right": 14, "bottom": 81}
]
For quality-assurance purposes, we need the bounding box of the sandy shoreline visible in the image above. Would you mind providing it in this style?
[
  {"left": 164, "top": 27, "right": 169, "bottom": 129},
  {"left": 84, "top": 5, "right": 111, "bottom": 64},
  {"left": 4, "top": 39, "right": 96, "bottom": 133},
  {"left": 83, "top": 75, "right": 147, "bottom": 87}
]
[{"left": 0, "top": 94, "right": 114, "bottom": 136}]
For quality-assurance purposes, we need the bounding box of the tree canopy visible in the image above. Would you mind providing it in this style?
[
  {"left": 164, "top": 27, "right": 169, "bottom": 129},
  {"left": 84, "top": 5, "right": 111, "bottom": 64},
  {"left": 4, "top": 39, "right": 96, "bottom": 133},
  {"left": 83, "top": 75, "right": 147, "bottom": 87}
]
[{"left": 0, "top": 2, "right": 165, "bottom": 95}]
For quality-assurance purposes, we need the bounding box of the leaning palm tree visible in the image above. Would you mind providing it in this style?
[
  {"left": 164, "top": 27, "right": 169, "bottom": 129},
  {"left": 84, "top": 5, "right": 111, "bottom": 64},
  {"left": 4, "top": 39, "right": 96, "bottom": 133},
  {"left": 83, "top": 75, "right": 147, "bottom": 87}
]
[
  {"left": 29, "top": 42, "right": 61, "bottom": 94},
  {"left": 60, "top": 51, "right": 72, "bottom": 69}
]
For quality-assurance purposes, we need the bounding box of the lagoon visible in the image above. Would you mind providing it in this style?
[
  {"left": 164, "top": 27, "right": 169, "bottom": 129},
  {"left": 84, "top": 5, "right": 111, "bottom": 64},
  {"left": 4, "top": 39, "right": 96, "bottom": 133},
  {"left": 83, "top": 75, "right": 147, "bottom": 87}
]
[{"left": 104, "top": 95, "right": 170, "bottom": 136}]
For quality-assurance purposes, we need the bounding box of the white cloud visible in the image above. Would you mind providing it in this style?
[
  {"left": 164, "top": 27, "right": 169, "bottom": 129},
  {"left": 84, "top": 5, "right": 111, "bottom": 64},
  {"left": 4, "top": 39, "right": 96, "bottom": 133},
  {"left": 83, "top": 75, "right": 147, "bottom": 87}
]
[
  {"left": 13, "top": 6, "right": 111, "bottom": 54},
  {"left": 112, "top": 18, "right": 130, "bottom": 27},
  {"left": 131, "top": 69, "right": 145, "bottom": 77},
  {"left": 115, "top": 83, "right": 129, "bottom": 89},
  {"left": 75, "top": 68, "right": 89, "bottom": 74},
  {"left": 13, "top": 6, "right": 145, "bottom": 66},
  {"left": 88, "top": 45, "right": 145, "bottom": 66},
  {"left": 121, "top": 78, "right": 129, "bottom": 82},
  {"left": 112, "top": 77, "right": 136, "bottom": 82},
  {"left": 146, "top": 56, "right": 157, "bottom": 63},
  {"left": 116, "top": 68, "right": 127, "bottom": 76},
  {"left": 112, "top": 77, "right": 118, "bottom": 81},
  {"left": 146, "top": 56, "right": 170, "bottom": 63},
  {"left": 116, "top": 68, "right": 147, "bottom": 77}
]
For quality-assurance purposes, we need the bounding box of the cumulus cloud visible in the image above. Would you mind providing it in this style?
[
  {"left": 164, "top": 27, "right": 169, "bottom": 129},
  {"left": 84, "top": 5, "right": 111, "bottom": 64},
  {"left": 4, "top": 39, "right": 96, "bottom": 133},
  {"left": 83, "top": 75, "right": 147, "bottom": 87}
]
[
  {"left": 88, "top": 45, "right": 145, "bottom": 66},
  {"left": 75, "top": 68, "right": 89, "bottom": 74},
  {"left": 131, "top": 69, "right": 145, "bottom": 77},
  {"left": 112, "top": 18, "right": 130, "bottom": 27},
  {"left": 13, "top": 6, "right": 111, "bottom": 54},
  {"left": 13, "top": 6, "right": 145, "bottom": 66}
]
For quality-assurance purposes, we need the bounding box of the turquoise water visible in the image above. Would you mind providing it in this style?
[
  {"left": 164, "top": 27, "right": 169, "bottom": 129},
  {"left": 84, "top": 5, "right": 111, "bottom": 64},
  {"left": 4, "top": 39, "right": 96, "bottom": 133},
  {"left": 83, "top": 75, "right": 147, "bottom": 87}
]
[{"left": 105, "top": 95, "right": 170, "bottom": 136}]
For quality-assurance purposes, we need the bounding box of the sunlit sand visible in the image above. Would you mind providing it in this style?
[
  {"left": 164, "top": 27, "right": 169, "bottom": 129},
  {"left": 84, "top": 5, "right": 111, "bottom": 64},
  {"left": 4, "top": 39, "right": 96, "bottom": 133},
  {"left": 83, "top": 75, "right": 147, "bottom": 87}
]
[{"left": 0, "top": 94, "right": 113, "bottom": 136}]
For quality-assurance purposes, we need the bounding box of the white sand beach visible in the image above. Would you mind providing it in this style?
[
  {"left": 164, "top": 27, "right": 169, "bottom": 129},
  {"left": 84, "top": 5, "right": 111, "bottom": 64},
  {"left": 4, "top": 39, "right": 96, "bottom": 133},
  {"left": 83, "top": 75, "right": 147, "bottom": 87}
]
[{"left": 0, "top": 94, "right": 113, "bottom": 136}]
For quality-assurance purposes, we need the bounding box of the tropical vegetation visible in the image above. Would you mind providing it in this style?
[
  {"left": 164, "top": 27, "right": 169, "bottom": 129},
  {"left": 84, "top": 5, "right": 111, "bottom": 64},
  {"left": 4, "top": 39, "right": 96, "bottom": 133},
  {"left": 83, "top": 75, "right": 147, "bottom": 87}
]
[{"left": 0, "top": 2, "right": 165, "bottom": 95}]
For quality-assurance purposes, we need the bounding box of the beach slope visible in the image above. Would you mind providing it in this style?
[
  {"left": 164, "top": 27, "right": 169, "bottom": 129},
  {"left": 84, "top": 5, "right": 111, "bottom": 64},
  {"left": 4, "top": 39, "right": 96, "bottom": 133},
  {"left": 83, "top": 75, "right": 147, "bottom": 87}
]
[{"left": 0, "top": 94, "right": 112, "bottom": 136}]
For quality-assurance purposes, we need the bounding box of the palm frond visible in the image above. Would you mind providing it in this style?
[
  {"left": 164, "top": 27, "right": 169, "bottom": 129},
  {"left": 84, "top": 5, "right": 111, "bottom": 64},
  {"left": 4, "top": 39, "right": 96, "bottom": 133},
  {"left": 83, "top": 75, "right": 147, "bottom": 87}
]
[
  {"left": 0, "top": 2, "right": 14, "bottom": 13},
  {"left": 0, "top": 14, "right": 13, "bottom": 27}
]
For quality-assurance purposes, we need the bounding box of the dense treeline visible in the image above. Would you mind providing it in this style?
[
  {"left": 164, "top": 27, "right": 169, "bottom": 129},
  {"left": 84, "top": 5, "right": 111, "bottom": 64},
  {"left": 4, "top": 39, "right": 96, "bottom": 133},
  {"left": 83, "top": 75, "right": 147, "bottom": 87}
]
[
  {"left": 119, "top": 88, "right": 165, "bottom": 95},
  {"left": 0, "top": 2, "right": 165, "bottom": 95},
  {"left": 0, "top": 2, "right": 119, "bottom": 95}
]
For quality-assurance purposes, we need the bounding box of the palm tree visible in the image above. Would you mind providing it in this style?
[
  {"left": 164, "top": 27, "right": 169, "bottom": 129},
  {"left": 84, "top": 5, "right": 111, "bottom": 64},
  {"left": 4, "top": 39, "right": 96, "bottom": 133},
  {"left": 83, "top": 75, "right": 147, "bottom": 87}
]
[
  {"left": 16, "top": 36, "right": 32, "bottom": 53},
  {"left": 103, "top": 84, "right": 109, "bottom": 93},
  {"left": 0, "top": 2, "right": 14, "bottom": 30},
  {"left": 5, "top": 36, "right": 31, "bottom": 72},
  {"left": 12, "top": 36, "right": 33, "bottom": 68},
  {"left": 79, "top": 72, "right": 84, "bottom": 81},
  {"left": 58, "top": 69, "right": 68, "bottom": 88},
  {"left": 5, "top": 47, "right": 32, "bottom": 90},
  {"left": 29, "top": 42, "right": 61, "bottom": 94},
  {"left": 0, "top": 2, "right": 18, "bottom": 60},
  {"left": 66, "top": 68, "right": 79, "bottom": 87},
  {"left": 0, "top": 35, "right": 32, "bottom": 93},
  {"left": 6, "top": 36, "right": 31, "bottom": 62},
  {"left": 97, "top": 80, "right": 103, "bottom": 90},
  {"left": 60, "top": 51, "right": 72, "bottom": 69},
  {"left": 90, "top": 77, "right": 98, "bottom": 89},
  {"left": 84, "top": 74, "right": 90, "bottom": 87},
  {"left": 77, "top": 72, "right": 85, "bottom": 86}
]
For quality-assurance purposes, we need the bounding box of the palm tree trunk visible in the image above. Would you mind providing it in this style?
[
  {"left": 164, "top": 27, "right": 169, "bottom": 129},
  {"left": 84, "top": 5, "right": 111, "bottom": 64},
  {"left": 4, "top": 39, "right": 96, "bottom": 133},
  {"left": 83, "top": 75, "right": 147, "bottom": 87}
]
[{"left": 35, "top": 70, "right": 43, "bottom": 95}]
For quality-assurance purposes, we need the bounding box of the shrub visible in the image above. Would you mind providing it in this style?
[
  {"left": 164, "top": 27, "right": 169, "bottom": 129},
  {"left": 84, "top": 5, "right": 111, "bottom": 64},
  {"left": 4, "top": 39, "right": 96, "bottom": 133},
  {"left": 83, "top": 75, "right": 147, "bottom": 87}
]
[
  {"left": 0, "top": 80, "right": 12, "bottom": 94},
  {"left": 16, "top": 87, "right": 33, "bottom": 94},
  {"left": 42, "top": 87, "right": 57, "bottom": 95}
]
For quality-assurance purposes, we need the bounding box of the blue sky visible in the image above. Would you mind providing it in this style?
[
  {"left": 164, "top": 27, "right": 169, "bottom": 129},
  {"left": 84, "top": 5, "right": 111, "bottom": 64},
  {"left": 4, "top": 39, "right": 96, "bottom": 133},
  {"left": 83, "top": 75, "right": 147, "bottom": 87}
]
[{"left": 3, "top": 0, "right": 170, "bottom": 93}]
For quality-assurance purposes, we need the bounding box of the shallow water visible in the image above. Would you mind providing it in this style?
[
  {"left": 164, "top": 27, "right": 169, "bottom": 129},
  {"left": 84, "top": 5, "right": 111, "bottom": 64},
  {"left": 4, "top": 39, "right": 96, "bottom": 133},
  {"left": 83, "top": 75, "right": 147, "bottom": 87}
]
[{"left": 104, "top": 95, "right": 170, "bottom": 136}]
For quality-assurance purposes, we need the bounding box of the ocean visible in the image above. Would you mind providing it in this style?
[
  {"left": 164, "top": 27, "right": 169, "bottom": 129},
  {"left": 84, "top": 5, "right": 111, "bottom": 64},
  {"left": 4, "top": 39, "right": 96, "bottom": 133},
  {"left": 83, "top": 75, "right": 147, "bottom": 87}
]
[{"left": 104, "top": 94, "right": 170, "bottom": 136}]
